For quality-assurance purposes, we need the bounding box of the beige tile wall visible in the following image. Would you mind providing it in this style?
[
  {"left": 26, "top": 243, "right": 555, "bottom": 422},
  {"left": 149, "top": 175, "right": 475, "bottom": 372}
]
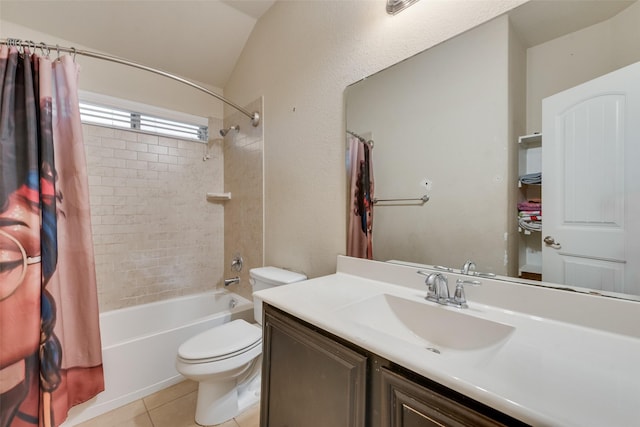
[
  {"left": 84, "top": 121, "right": 226, "bottom": 312},
  {"left": 223, "top": 98, "right": 264, "bottom": 302}
]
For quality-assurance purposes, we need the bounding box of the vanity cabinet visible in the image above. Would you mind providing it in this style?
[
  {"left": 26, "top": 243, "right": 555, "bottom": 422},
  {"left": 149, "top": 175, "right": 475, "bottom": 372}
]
[
  {"left": 261, "top": 305, "right": 528, "bottom": 427},
  {"left": 260, "top": 305, "right": 367, "bottom": 427}
]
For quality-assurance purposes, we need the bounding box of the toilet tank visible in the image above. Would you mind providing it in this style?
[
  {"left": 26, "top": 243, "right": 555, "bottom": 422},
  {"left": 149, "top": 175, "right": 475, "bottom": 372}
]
[{"left": 250, "top": 267, "right": 307, "bottom": 324}]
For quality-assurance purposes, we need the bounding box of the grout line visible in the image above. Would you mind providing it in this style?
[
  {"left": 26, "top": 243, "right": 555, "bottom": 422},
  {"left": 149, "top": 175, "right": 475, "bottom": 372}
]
[
  {"left": 81, "top": 388, "right": 258, "bottom": 427},
  {"left": 141, "top": 396, "right": 151, "bottom": 414}
]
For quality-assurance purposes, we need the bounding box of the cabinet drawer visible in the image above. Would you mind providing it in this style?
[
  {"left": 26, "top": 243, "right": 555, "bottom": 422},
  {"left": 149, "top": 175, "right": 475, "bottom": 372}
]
[{"left": 381, "top": 368, "right": 510, "bottom": 427}]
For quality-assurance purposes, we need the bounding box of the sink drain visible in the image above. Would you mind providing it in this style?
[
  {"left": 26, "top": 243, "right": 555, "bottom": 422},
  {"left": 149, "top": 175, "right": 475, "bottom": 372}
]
[{"left": 425, "top": 347, "right": 441, "bottom": 354}]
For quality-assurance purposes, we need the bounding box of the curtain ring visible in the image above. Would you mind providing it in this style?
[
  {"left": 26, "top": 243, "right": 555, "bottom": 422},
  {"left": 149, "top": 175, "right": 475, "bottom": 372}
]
[
  {"left": 39, "top": 42, "right": 50, "bottom": 58},
  {"left": 56, "top": 44, "right": 60, "bottom": 60},
  {"left": 70, "top": 47, "right": 77, "bottom": 62},
  {"left": 9, "top": 38, "right": 24, "bottom": 54},
  {"left": 26, "top": 40, "right": 36, "bottom": 56}
]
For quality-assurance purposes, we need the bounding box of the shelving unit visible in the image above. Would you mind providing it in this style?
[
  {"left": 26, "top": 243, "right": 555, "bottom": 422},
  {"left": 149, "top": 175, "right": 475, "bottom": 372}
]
[{"left": 517, "top": 133, "right": 542, "bottom": 280}]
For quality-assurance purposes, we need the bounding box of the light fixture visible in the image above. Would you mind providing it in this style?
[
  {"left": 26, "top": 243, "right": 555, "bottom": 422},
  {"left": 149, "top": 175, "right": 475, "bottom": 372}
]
[{"left": 386, "top": 0, "right": 420, "bottom": 15}]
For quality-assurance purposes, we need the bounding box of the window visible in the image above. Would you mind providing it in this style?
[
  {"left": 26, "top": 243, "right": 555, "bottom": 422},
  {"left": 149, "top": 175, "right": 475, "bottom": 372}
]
[
  {"left": 79, "top": 101, "right": 209, "bottom": 142},
  {"left": 80, "top": 102, "right": 132, "bottom": 129}
]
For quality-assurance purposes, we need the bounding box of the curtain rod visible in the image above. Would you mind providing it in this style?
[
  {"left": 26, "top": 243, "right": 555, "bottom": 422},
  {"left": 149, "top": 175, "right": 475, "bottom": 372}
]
[
  {"left": 0, "top": 38, "right": 260, "bottom": 127},
  {"left": 346, "top": 130, "right": 374, "bottom": 149}
]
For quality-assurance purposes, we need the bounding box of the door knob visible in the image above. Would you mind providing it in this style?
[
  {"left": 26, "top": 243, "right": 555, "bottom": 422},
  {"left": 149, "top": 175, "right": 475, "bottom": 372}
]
[{"left": 544, "top": 235, "right": 561, "bottom": 249}]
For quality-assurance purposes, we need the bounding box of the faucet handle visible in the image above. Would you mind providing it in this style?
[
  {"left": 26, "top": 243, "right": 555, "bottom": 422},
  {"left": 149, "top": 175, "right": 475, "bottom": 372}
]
[{"left": 453, "top": 279, "right": 481, "bottom": 307}]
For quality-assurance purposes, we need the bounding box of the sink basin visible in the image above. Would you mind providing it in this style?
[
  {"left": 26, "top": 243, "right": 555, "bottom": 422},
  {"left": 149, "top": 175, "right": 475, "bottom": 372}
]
[{"left": 336, "top": 294, "right": 514, "bottom": 354}]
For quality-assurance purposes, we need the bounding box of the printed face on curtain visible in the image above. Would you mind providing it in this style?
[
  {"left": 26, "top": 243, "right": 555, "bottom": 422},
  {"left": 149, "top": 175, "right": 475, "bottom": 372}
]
[{"left": 0, "top": 46, "right": 103, "bottom": 427}]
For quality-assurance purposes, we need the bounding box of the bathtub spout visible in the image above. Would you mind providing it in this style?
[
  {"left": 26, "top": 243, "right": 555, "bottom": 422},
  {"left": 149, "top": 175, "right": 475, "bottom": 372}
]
[{"left": 224, "top": 277, "right": 240, "bottom": 287}]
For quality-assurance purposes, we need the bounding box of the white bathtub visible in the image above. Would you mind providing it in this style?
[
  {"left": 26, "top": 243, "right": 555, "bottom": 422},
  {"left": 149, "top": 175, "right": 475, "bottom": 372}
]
[{"left": 62, "top": 290, "right": 254, "bottom": 426}]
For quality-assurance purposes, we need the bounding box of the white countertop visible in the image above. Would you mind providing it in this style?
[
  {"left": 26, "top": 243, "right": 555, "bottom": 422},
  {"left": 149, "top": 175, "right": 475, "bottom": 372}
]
[{"left": 254, "top": 256, "right": 640, "bottom": 427}]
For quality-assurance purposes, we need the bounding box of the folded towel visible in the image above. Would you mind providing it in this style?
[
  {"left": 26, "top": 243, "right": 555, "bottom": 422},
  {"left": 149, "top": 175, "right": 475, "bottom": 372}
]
[
  {"left": 518, "top": 201, "right": 542, "bottom": 211},
  {"left": 518, "top": 210, "right": 541, "bottom": 216},
  {"left": 518, "top": 216, "right": 542, "bottom": 232},
  {"left": 519, "top": 172, "right": 542, "bottom": 185}
]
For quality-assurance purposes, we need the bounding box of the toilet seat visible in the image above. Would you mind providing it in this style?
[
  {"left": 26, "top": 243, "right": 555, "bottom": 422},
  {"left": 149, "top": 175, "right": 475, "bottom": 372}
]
[{"left": 178, "top": 319, "right": 261, "bottom": 364}]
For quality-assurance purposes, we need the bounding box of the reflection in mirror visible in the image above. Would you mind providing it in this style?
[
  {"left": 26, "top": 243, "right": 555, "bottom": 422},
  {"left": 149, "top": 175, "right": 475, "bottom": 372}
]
[{"left": 345, "top": 0, "right": 640, "bottom": 301}]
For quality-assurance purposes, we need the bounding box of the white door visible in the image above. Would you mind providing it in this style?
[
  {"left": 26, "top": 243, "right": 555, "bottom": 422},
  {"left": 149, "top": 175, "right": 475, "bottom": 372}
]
[{"left": 542, "top": 61, "right": 640, "bottom": 296}]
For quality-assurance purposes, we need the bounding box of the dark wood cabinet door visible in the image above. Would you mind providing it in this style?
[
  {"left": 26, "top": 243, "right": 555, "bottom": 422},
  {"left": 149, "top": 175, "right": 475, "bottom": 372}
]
[
  {"left": 381, "top": 368, "right": 510, "bottom": 427},
  {"left": 261, "top": 306, "right": 367, "bottom": 427}
]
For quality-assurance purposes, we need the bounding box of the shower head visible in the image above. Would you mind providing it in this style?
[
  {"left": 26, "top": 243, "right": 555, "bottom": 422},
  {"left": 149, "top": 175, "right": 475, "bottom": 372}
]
[{"left": 219, "top": 125, "right": 240, "bottom": 137}]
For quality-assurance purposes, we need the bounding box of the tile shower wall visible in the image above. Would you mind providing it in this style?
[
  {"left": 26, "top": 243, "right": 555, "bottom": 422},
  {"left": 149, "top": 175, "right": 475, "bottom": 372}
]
[
  {"left": 84, "top": 122, "right": 225, "bottom": 312},
  {"left": 224, "top": 98, "right": 264, "bottom": 302}
]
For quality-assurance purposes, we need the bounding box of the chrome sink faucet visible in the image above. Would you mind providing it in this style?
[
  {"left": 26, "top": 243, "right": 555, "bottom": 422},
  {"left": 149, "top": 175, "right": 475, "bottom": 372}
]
[
  {"left": 418, "top": 271, "right": 481, "bottom": 308},
  {"left": 424, "top": 272, "right": 450, "bottom": 304},
  {"left": 461, "top": 260, "right": 476, "bottom": 275},
  {"left": 460, "top": 260, "right": 496, "bottom": 279}
]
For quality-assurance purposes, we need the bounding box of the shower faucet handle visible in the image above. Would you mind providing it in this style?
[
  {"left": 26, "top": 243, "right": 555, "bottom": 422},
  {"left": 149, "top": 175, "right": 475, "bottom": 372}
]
[{"left": 231, "top": 254, "right": 243, "bottom": 272}]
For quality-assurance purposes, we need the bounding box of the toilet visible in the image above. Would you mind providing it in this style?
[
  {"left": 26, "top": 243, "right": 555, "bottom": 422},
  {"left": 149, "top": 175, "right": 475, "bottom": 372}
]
[{"left": 176, "top": 267, "right": 307, "bottom": 426}]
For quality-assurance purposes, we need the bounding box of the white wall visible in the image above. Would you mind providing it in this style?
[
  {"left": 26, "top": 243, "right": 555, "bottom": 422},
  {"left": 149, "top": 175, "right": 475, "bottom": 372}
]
[
  {"left": 345, "top": 16, "right": 513, "bottom": 276},
  {"left": 0, "top": 20, "right": 224, "bottom": 120},
  {"left": 508, "top": 18, "right": 528, "bottom": 278},
  {"left": 2, "top": 1, "right": 527, "bottom": 280},
  {"left": 526, "top": 1, "right": 640, "bottom": 133},
  {"left": 225, "top": 0, "right": 526, "bottom": 278}
]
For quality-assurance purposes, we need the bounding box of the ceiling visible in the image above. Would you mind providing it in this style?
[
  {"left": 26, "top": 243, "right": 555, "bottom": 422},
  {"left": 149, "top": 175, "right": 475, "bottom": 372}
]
[
  {"left": 508, "top": 0, "right": 635, "bottom": 47},
  {"left": 1, "top": 0, "right": 635, "bottom": 90},
  {"left": 0, "top": 0, "right": 276, "bottom": 89}
]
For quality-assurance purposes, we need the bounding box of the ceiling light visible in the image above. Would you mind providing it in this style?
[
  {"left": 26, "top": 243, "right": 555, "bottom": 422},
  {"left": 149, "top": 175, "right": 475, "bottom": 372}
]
[{"left": 386, "top": 0, "right": 420, "bottom": 15}]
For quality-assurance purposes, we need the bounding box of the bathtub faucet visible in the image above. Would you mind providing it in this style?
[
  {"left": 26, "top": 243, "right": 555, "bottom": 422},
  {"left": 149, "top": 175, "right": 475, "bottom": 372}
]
[{"left": 224, "top": 277, "right": 240, "bottom": 287}]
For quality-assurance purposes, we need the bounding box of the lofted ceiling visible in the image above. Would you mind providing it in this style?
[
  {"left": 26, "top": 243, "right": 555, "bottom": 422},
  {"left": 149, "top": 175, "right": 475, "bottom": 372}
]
[
  {"left": 1, "top": 0, "right": 635, "bottom": 91},
  {"left": 0, "top": 0, "right": 276, "bottom": 89},
  {"left": 508, "top": 0, "right": 635, "bottom": 47}
]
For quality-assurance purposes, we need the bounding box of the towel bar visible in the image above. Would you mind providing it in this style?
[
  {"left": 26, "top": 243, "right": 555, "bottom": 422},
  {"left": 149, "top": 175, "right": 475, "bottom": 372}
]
[{"left": 372, "top": 195, "right": 429, "bottom": 205}]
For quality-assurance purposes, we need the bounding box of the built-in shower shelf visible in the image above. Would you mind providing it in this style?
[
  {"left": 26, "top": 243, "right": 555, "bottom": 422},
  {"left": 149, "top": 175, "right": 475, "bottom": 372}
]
[{"left": 206, "top": 192, "right": 232, "bottom": 202}]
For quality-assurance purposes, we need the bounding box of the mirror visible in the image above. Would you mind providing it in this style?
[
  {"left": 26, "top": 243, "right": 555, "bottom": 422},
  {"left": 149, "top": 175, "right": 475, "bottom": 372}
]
[{"left": 345, "top": 0, "right": 640, "bottom": 301}]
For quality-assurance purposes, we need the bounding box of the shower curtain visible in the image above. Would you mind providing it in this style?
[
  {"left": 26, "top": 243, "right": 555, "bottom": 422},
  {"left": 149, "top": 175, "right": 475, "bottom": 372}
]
[
  {"left": 0, "top": 46, "right": 104, "bottom": 427},
  {"left": 347, "top": 134, "right": 374, "bottom": 259}
]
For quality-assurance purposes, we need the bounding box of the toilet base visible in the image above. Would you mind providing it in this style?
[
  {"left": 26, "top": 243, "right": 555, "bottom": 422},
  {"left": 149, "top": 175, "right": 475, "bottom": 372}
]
[
  {"left": 194, "top": 370, "right": 261, "bottom": 426},
  {"left": 237, "top": 372, "right": 261, "bottom": 414}
]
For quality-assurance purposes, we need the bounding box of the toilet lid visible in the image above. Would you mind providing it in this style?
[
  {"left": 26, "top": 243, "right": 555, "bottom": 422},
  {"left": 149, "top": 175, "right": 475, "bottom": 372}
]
[{"left": 178, "top": 319, "right": 261, "bottom": 361}]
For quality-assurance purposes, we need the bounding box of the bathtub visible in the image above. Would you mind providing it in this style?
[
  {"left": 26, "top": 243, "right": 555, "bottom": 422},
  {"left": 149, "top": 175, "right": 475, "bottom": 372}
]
[{"left": 62, "top": 290, "right": 254, "bottom": 426}]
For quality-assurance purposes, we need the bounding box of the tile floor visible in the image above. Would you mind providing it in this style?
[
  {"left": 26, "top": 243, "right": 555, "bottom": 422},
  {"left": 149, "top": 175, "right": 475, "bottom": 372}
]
[{"left": 76, "top": 380, "right": 259, "bottom": 427}]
